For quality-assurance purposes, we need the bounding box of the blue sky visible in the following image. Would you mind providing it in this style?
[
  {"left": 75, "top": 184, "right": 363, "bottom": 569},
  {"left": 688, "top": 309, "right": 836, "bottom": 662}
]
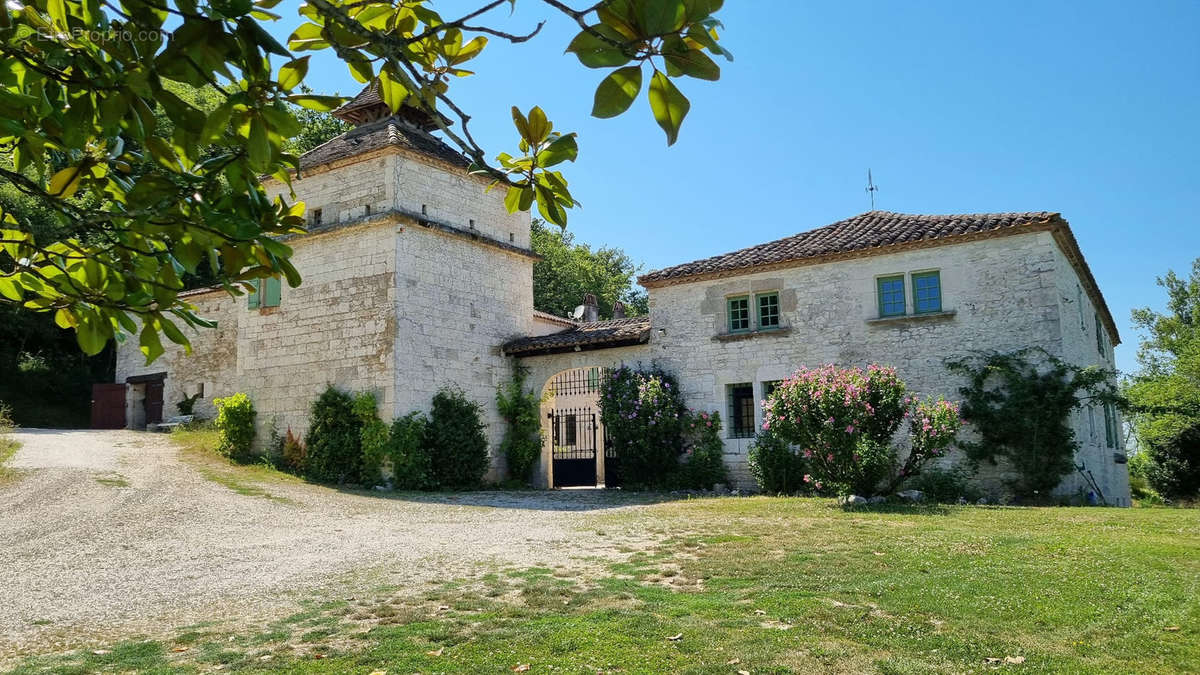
[{"left": 277, "top": 0, "right": 1200, "bottom": 374}]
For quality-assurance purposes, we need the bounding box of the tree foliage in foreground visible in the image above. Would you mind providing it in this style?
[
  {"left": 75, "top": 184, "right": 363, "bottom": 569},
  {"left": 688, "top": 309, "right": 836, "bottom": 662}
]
[
  {"left": 1125, "top": 258, "right": 1200, "bottom": 499},
  {"left": 0, "top": 0, "right": 729, "bottom": 359},
  {"left": 531, "top": 219, "right": 646, "bottom": 319}
]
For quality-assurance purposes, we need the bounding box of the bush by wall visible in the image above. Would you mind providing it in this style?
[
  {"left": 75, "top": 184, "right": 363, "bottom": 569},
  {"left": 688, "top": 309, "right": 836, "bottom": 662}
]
[
  {"left": 761, "top": 365, "right": 963, "bottom": 496},
  {"left": 213, "top": 392, "right": 256, "bottom": 462},
  {"left": 496, "top": 367, "right": 542, "bottom": 485},
  {"left": 390, "top": 411, "right": 435, "bottom": 490},
  {"left": 599, "top": 366, "right": 687, "bottom": 488},
  {"left": 354, "top": 392, "right": 391, "bottom": 486},
  {"left": 674, "top": 410, "right": 729, "bottom": 490},
  {"left": 946, "top": 349, "right": 1120, "bottom": 500},
  {"left": 304, "top": 386, "right": 363, "bottom": 484},
  {"left": 747, "top": 429, "right": 811, "bottom": 495},
  {"left": 907, "top": 464, "right": 980, "bottom": 503},
  {"left": 281, "top": 427, "right": 306, "bottom": 473},
  {"left": 425, "top": 387, "right": 489, "bottom": 489}
]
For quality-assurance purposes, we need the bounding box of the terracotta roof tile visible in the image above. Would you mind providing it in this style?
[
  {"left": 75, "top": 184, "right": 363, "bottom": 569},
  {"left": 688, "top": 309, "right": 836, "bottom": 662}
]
[
  {"left": 639, "top": 211, "right": 1063, "bottom": 284},
  {"left": 503, "top": 316, "right": 650, "bottom": 355}
]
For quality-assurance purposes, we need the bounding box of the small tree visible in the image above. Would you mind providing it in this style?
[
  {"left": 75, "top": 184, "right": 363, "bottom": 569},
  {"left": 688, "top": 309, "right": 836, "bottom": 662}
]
[
  {"left": 599, "top": 366, "right": 687, "bottom": 488},
  {"left": 304, "top": 386, "right": 363, "bottom": 484},
  {"left": 675, "top": 410, "right": 729, "bottom": 490},
  {"left": 496, "top": 367, "right": 543, "bottom": 485},
  {"left": 946, "top": 349, "right": 1120, "bottom": 499},
  {"left": 425, "top": 387, "right": 489, "bottom": 489},
  {"left": 214, "top": 392, "right": 256, "bottom": 462}
]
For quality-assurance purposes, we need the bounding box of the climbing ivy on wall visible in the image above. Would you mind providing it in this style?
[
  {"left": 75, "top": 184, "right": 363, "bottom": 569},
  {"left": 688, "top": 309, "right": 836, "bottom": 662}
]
[{"left": 946, "top": 349, "right": 1122, "bottom": 500}]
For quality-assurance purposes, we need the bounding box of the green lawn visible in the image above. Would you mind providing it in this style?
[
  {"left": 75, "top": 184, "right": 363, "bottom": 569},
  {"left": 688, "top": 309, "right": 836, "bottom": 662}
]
[{"left": 11, "top": 496, "right": 1199, "bottom": 674}]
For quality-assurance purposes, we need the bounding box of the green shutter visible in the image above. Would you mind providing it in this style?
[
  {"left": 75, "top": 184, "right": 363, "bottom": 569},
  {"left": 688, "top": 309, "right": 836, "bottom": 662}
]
[
  {"left": 247, "top": 279, "right": 261, "bottom": 309},
  {"left": 264, "top": 276, "right": 282, "bottom": 307}
]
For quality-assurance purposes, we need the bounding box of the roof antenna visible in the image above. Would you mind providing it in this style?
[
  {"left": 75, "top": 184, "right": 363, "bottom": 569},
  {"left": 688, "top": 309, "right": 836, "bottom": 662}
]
[{"left": 865, "top": 169, "right": 879, "bottom": 210}]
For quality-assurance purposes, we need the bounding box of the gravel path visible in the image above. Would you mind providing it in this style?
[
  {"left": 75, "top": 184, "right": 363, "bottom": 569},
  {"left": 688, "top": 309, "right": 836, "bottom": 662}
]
[{"left": 0, "top": 429, "right": 659, "bottom": 659}]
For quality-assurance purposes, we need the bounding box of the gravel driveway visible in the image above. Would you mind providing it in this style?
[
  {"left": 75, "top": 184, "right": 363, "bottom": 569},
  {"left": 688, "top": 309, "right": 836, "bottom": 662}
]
[{"left": 0, "top": 429, "right": 657, "bottom": 659}]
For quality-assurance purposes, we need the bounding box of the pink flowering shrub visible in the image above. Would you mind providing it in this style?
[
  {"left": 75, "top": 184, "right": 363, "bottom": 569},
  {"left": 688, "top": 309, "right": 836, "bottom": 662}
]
[
  {"left": 676, "top": 410, "right": 729, "bottom": 489},
  {"left": 899, "top": 397, "right": 963, "bottom": 480},
  {"left": 599, "top": 366, "right": 687, "bottom": 487},
  {"left": 761, "top": 364, "right": 963, "bottom": 495}
]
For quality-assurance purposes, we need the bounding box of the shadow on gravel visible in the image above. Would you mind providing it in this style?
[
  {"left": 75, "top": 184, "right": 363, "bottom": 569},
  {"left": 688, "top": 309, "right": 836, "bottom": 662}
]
[{"left": 328, "top": 486, "right": 688, "bottom": 512}]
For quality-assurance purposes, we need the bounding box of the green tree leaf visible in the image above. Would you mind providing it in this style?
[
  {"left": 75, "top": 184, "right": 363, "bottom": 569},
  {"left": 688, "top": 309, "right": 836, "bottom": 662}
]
[
  {"left": 592, "top": 65, "right": 643, "bottom": 118},
  {"left": 648, "top": 71, "right": 690, "bottom": 145},
  {"left": 278, "top": 56, "right": 309, "bottom": 91}
]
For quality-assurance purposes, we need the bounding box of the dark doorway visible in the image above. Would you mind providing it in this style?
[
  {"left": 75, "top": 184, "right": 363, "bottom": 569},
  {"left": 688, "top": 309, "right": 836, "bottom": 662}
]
[
  {"left": 144, "top": 380, "right": 164, "bottom": 424},
  {"left": 90, "top": 384, "right": 126, "bottom": 429},
  {"left": 550, "top": 407, "right": 598, "bottom": 488}
]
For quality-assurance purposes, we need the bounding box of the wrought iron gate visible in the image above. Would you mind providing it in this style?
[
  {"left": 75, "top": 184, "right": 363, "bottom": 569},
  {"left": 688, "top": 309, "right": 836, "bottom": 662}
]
[
  {"left": 603, "top": 426, "right": 621, "bottom": 488},
  {"left": 550, "top": 407, "right": 597, "bottom": 487}
]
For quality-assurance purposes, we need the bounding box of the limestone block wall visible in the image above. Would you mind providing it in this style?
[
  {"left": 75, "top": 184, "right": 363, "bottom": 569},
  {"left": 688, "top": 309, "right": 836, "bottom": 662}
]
[
  {"left": 392, "top": 223, "right": 534, "bottom": 480},
  {"left": 642, "top": 231, "right": 1073, "bottom": 493},
  {"left": 115, "top": 289, "right": 239, "bottom": 424},
  {"left": 1050, "top": 240, "right": 1129, "bottom": 504},
  {"left": 237, "top": 220, "right": 398, "bottom": 439}
]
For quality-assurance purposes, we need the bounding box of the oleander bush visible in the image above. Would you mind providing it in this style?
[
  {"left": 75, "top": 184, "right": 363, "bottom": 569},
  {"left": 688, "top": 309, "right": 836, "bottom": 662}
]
[
  {"left": 598, "top": 366, "right": 687, "bottom": 488},
  {"left": 213, "top": 392, "right": 256, "bottom": 462},
  {"left": 762, "top": 364, "right": 963, "bottom": 496}
]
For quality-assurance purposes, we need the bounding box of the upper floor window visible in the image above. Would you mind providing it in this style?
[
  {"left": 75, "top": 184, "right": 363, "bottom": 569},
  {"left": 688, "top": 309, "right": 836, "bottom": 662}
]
[
  {"left": 727, "top": 383, "right": 755, "bottom": 439},
  {"left": 757, "top": 292, "right": 780, "bottom": 329},
  {"left": 912, "top": 271, "right": 942, "bottom": 314},
  {"left": 248, "top": 277, "right": 282, "bottom": 310},
  {"left": 728, "top": 295, "right": 751, "bottom": 332},
  {"left": 877, "top": 275, "right": 906, "bottom": 317},
  {"left": 1095, "top": 314, "right": 1106, "bottom": 356}
]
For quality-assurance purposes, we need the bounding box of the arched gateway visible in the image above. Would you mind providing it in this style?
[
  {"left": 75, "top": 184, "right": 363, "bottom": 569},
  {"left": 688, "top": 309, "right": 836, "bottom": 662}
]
[{"left": 502, "top": 312, "right": 653, "bottom": 489}]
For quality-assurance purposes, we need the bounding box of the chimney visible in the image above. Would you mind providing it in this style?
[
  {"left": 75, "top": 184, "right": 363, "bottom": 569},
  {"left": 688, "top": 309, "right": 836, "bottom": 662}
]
[
  {"left": 582, "top": 293, "right": 599, "bottom": 322},
  {"left": 611, "top": 300, "right": 627, "bottom": 319}
]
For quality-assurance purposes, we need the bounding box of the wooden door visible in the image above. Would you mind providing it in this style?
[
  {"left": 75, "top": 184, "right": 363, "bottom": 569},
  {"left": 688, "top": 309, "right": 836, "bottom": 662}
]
[
  {"left": 144, "top": 381, "right": 164, "bottom": 424},
  {"left": 90, "top": 384, "right": 126, "bottom": 429}
]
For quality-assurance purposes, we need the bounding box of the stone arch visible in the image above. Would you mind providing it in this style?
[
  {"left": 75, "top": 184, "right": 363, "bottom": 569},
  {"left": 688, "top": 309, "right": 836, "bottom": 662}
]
[{"left": 518, "top": 345, "right": 653, "bottom": 488}]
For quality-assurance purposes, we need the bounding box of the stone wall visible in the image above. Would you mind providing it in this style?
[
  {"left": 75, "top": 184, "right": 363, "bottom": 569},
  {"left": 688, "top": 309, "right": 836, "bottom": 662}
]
[
  {"left": 641, "top": 230, "right": 1123, "bottom": 497},
  {"left": 115, "top": 289, "right": 239, "bottom": 426},
  {"left": 1050, "top": 239, "right": 1129, "bottom": 504}
]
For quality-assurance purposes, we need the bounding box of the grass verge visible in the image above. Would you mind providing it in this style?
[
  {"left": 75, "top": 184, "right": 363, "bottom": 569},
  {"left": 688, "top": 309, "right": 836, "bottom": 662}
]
[
  {"left": 0, "top": 406, "right": 20, "bottom": 483},
  {"left": 170, "top": 427, "right": 298, "bottom": 503},
  {"left": 10, "top": 498, "right": 1199, "bottom": 674}
]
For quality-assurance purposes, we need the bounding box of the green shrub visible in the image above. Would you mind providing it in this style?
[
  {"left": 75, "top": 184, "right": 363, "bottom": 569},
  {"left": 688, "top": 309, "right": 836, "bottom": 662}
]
[
  {"left": 425, "top": 387, "right": 489, "bottom": 489},
  {"left": 674, "top": 410, "right": 729, "bottom": 490},
  {"left": 176, "top": 392, "right": 201, "bottom": 416},
  {"left": 599, "top": 366, "right": 687, "bottom": 488},
  {"left": 353, "top": 392, "right": 389, "bottom": 486},
  {"left": 304, "top": 386, "right": 363, "bottom": 484},
  {"left": 496, "top": 367, "right": 542, "bottom": 485},
  {"left": 281, "top": 428, "right": 306, "bottom": 474},
  {"left": 906, "top": 464, "right": 979, "bottom": 503},
  {"left": 390, "top": 411, "right": 435, "bottom": 490},
  {"left": 1143, "top": 424, "right": 1200, "bottom": 500},
  {"left": 947, "top": 349, "right": 1122, "bottom": 499},
  {"left": 213, "top": 392, "right": 256, "bottom": 462},
  {"left": 748, "top": 429, "right": 810, "bottom": 494}
]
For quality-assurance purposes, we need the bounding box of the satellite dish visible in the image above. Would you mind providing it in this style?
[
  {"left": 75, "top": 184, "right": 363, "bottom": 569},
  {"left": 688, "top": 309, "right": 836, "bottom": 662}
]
[{"left": 570, "top": 305, "right": 586, "bottom": 320}]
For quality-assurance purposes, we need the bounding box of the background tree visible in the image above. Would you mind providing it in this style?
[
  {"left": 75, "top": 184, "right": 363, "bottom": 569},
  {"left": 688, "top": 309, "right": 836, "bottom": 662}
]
[
  {"left": 531, "top": 219, "right": 646, "bottom": 319},
  {"left": 1, "top": 0, "right": 728, "bottom": 359},
  {"left": 1125, "top": 258, "right": 1200, "bottom": 500}
]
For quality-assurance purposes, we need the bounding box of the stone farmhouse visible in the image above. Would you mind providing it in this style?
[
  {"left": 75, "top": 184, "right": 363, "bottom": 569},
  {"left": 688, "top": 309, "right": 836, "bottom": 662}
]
[{"left": 113, "top": 85, "right": 1129, "bottom": 504}]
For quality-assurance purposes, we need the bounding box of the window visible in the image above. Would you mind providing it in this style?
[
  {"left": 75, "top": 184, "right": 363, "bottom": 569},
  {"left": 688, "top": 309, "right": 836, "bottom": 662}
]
[
  {"left": 364, "top": 204, "right": 372, "bottom": 216},
  {"left": 727, "top": 383, "right": 755, "bottom": 439},
  {"left": 756, "top": 292, "right": 780, "bottom": 328},
  {"left": 877, "top": 275, "right": 906, "bottom": 317},
  {"left": 311, "top": 208, "right": 322, "bottom": 226},
  {"left": 912, "top": 271, "right": 941, "bottom": 314},
  {"left": 1095, "top": 314, "right": 1105, "bottom": 356},
  {"left": 1103, "top": 403, "right": 1115, "bottom": 448},
  {"left": 728, "top": 295, "right": 750, "bottom": 332},
  {"left": 1088, "top": 405, "right": 1096, "bottom": 440},
  {"left": 248, "top": 277, "right": 282, "bottom": 309}
]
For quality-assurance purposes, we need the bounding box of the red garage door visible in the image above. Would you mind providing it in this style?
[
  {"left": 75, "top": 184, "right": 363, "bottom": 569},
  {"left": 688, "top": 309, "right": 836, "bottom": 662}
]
[{"left": 90, "top": 384, "right": 126, "bottom": 429}]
